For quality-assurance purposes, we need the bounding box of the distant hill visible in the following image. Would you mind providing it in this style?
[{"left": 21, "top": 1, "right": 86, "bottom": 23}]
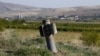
[
  {"left": 55, "top": 6, "right": 100, "bottom": 16},
  {"left": 0, "top": 2, "right": 100, "bottom": 17},
  {"left": 0, "top": 2, "right": 37, "bottom": 11},
  {"left": 0, "top": 2, "right": 42, "bottom": 17}
]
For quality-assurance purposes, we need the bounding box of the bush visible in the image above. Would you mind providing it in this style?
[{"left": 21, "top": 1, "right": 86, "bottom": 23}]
[
  {"left": 0, "top": 26, "right": 4, "bottom": 31},
  {"left": 80, "top": 31, "right": 100, "bottom": 46}
]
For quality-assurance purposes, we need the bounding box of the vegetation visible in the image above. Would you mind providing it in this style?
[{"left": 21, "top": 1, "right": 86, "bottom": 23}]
[
  {"left": 0, "top": 26, "right": 4, "bottom": 31},
  {"left": 56, "top": 23, "right": 100, "bottom": 32},
  {"left": 0, "top": 30, "right": 100, "bottom": 56},
  {"left": 0, "top": 18, "right": 100, "bottom": 56},
  {"left": 0, "top": 30, "right": 53, "bottom": 56},
  {"left": 0, "top": 18, "right": 100, "bottom": 32},
  {"left": 80, "top": 31, "right": 100, "bottom": 46}
]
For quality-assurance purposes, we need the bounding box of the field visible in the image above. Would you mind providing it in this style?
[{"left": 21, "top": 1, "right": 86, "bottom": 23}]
[
  {"left": 0, "top": 29, "right": 100, "bottom": 56},
  {"left": 0, "top": 19, "right": 100, "bottom": 56},
  {"left": 1, "top": 29, "right": 82, "bottom": 45}
]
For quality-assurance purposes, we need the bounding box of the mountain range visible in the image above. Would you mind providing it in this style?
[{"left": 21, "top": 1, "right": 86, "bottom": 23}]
[{"left": 0, "top": 2, "right": 100, "bottom": 17}]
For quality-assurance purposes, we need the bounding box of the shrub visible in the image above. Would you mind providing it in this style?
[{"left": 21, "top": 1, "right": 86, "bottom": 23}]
[
  {"left": 0, "top": 26, "right": 4, "bottom": 31},
  {"left": 80, "top": 31, "right": 100, "bottom": 46}
]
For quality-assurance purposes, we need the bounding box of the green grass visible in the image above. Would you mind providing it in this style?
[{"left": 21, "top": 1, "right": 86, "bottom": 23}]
[
  {"left": 80, "top": 31, "right": 100, "bottom": 46},
  {"left": 1, "top": 18, "right": 100, "bottom": 32}
]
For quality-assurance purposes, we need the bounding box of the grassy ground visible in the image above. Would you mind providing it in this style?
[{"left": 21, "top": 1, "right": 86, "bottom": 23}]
[
  {"left": 15, "top": 29, "right": 83, "bottom": 46},
  {"left": 0, "top": 29, "right": 100, "bottom": 56}
]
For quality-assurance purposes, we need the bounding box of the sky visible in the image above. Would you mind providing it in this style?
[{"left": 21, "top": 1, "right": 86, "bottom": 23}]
[{"left": 0, "top": 0, "right": 100, "bottom": 8}]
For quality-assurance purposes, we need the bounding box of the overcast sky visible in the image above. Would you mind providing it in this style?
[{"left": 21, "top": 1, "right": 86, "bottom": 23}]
[{"left": 0, "top": 0, "right": 100, "bottom": 8}]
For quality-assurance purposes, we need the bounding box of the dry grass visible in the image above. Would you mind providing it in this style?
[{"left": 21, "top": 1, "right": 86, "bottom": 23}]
[
  {"left": 1, "top": 29, "right": 82, "bottom": 42},
  {"left": 1, "top": 29, "right": 100, "bottom": 47},
  {"left": 1, "top": 29, "right": 83, "bottom": 46},
  {"left": 15, "top": 29, "right": 82, "bottom": 45},
  {"left": 0, "top": 29, "right": 100, "bottom": 56},
  {"left": 55, "top": 31, "right": 81, "bottom": 42},
  {"left": 15, "top": 29, "right": 39, "bottom": 39}
]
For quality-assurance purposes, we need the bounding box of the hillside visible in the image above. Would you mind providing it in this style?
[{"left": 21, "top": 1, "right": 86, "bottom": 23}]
[
  {"left": 0, "top": 2, "right": 100, "bottom": 17},
  {"left": 55, "top": 6, "right": 100, "bottom": 16},
  {"left": 0, "top": 2, "right": 41, "bottom": 17}
]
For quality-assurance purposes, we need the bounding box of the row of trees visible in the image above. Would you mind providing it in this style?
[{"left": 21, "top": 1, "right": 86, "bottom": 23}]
[
  {"left": 57, "top": 23, "right": 100, "bottom": 32},
  {"left": 0, "top": 18, "right": 100, "bottom": 32},
  {"left": 0, "top": 18, "right": 27, "bottom": 31}
]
